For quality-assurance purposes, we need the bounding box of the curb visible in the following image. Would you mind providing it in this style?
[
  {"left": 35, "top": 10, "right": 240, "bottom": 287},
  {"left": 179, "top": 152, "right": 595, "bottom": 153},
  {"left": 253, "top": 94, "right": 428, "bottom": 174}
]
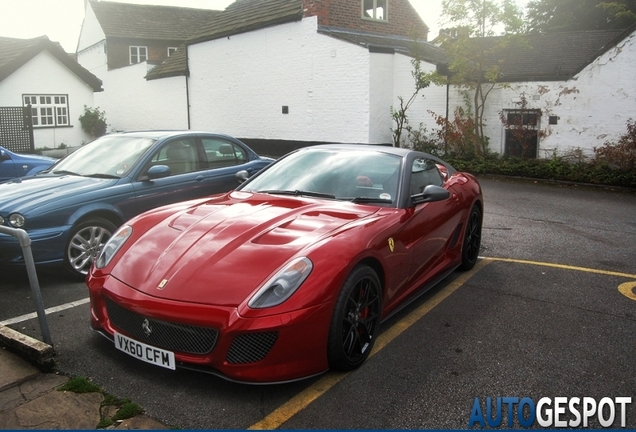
[
  {"left": 476, "top": 173, "right": 636, "bottom": 194},
  {"left": 0, "top": 324, "right": 55, "bottom": 371}
]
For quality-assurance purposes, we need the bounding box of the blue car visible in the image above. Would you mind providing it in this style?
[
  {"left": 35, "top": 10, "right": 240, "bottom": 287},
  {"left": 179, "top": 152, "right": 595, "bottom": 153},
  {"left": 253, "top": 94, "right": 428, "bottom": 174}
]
[
  {"left": 0, "top": 146, "right": 56, "bottom": 182},
  {"left": 0, "top": 131, "right": 273, "bottom": 278}
]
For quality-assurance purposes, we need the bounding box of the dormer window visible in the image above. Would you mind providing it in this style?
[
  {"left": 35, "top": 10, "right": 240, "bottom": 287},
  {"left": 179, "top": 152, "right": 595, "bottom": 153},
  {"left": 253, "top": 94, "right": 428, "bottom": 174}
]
[
  {"left": 362, "top": 0, "right": 387, "bottom": 21},
  {"left": 129, "top": 46, "right": 148, "bottom": 64}
]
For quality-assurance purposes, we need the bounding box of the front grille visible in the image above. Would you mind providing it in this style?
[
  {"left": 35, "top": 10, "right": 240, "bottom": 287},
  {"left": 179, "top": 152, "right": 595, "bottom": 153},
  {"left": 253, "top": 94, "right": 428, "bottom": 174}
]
[
  {"left": 105, "top": 298, "right": 218, "bottom": 355},
  {"left": 226, "top": 332, "right": 278, "bottom": 364}
]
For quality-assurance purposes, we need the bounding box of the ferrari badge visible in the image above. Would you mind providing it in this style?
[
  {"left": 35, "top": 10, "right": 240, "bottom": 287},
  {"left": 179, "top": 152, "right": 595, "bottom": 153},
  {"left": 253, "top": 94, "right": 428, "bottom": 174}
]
[{"left": 388, "top": 238, "right": 395, "bottom": 252}]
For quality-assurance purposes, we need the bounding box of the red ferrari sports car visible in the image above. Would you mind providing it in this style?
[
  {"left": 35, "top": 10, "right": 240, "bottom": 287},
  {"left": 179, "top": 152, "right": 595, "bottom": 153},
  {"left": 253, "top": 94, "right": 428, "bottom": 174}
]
[{"left": 88, "top": 144, "right": 483, "bottom": 383}]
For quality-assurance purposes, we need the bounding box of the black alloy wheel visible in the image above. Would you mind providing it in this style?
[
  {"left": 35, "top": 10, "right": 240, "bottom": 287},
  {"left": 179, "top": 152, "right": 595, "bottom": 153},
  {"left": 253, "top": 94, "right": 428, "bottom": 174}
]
[
  {"left": 459, "top": 204, "right": 482, "bottom": 271},
  {"left": 327, "top": 264, "right": 382, "bottom": 371}
]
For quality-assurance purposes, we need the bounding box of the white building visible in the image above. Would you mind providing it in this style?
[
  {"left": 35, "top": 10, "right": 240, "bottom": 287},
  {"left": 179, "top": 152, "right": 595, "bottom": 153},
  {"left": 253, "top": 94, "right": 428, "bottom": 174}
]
[
  {"left": 445, "top": 25, "right": 636, "bottom": 158},
  {"left": 0, "top": 36, "right": 102, "bottom": 149},
  {"left": 77, "top": 0, "right": 636, "bottom": 159}
]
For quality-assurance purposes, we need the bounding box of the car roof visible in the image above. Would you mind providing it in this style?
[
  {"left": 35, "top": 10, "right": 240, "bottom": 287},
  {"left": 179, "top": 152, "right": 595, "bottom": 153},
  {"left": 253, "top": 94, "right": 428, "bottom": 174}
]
[
  {"left": 300, "top": 144, "right": 413, "bottom": 157},
  {"left": 295, "top": 143, "right": 456, "bottom": 176},
  {"left": 105, "top": 130, "right": 237, "bottom": 140}
]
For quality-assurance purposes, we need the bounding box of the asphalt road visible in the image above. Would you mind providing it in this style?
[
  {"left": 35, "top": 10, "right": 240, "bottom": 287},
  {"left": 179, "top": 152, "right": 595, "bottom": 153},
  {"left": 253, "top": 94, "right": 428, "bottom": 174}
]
[{"left": 1, "top": 177, "right": 635, "bottom": 429}]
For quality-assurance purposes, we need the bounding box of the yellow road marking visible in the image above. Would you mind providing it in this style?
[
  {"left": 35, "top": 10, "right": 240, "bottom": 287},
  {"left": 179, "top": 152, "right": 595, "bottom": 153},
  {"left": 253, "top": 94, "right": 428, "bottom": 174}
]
[
  {"left": 248, "top": 258, "right": 493, "bottom": 430},
  {"left": 249, "top": 257, "right": 636, "bottom": 429},
  {"left": 618, "top": 281, "right": 636, "bottom": 301},
  {"left": 482, "top": 256, "right": 636, "bottom": 279}
]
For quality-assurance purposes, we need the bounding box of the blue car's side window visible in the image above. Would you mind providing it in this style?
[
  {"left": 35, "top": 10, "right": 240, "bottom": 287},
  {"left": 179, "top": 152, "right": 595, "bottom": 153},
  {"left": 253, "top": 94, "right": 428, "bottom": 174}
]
[
  {"left": 201, "top": 138, "right": 246, "bottom": 169},
  {"left": 147, "top": 138, "right": 199, "bottom": 176}
]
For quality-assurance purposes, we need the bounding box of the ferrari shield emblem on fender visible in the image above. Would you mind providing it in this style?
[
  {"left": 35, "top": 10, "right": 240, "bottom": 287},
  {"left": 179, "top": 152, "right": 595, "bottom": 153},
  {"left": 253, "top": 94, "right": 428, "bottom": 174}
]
[
  {"left": 388, "top": 238, "right": 395, "bottom": 252},
  {"left": 157, "top": 279, "right": 168, "bottom": 290}
]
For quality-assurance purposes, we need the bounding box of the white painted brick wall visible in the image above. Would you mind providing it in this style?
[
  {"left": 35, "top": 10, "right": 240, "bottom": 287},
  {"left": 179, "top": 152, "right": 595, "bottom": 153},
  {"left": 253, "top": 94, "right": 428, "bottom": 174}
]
[
  {"left": 189, "top": 17, "right": 374, "bottom": 143},
  {"left": 93, "top": 62, "right": 189, "bottom": 132},
  {"left": 77, "top": 3, "right": 106, "bottom": 53},
  {"left": 391, "top": 53, "right": 448, "bottom": 146}
]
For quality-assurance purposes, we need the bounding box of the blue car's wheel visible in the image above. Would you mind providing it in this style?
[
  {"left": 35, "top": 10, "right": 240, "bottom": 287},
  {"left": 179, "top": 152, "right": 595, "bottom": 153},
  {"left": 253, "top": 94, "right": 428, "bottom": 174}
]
[
  {"left": 327, "top": 264, "right": 382, "bottom": 371},
  {"left": 65, "top": 217, "right": 117, "bottom": 278}
]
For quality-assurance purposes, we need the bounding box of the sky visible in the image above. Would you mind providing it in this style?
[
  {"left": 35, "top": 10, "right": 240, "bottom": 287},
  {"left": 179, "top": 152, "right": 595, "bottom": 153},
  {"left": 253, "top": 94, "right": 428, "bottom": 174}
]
[{"left": 0, "top": 0, "right": 528, "bottom": 53}]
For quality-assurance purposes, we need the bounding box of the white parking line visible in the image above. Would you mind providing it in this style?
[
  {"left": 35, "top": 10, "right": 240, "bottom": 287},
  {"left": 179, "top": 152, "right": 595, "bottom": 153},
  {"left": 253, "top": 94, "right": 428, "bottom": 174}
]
[{"left": 0, "top": 297, "right": 90, "bottom": 326}]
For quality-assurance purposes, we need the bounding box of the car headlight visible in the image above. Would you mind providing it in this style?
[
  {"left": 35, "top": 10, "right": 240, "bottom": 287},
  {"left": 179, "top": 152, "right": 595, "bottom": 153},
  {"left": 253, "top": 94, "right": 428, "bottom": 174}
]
[
  {"left": 9, "top": 213, "right": 25, "bottom": 228},
  {"left": 248, "top": 257, "right": 313, "bottom": 308},
  {"left": 95, "top": 225, "right": 132, "bottom": 269}
]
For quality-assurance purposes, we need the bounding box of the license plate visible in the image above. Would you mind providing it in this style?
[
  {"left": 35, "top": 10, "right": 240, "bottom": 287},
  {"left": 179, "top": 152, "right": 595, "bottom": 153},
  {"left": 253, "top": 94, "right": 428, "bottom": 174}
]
[{"left": 114, "top": 331, "right": 176, "bottom": 370}]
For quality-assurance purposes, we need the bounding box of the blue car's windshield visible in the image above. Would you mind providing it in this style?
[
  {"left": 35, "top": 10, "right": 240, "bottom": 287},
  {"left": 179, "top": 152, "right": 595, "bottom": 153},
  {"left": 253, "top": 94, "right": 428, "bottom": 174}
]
[
  {"left": 240, "top": 149, "right": 402, "bottom": 205},
  {"left": 52, "top": 136, "right": 156, "bottom": 178}
]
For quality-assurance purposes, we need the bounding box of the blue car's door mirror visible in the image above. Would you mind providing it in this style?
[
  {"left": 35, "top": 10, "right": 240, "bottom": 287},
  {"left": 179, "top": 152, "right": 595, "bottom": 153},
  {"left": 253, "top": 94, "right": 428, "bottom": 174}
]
[{"left": 146, "top": 165, "right": 171, "bottom": 180}]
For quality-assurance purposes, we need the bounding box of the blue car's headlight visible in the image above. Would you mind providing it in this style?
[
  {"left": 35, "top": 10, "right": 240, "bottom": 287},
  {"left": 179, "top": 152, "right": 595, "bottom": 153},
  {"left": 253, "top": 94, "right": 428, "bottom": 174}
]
[
  {"left": 8, "top": 213, "right": 25, "bottom": 228},
  {"left": 95, "top": 225, "right": 132, "bottom": 269},
  {"left": 248, "top": 257, "right": 313, "bottom": 308}
]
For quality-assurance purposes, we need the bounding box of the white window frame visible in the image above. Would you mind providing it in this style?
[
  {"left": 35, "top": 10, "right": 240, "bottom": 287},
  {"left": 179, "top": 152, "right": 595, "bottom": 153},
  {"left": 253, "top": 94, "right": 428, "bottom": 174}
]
[
  {"left": 362, "top": 0, "right": 388, "bottom": 21},
  {"left": 129, "top": 46, "right": 148, "bottom": 64},
  {"left": 23, "top": 94, "right": 69, "bottom": 128},
  {"left": 167, "top": 47, "right": 178, "bottom": 57}
]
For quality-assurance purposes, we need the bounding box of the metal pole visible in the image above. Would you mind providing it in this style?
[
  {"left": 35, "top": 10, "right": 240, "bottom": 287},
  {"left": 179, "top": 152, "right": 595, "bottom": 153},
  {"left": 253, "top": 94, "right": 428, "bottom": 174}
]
[{"left": 0, "top": 226, "right": 52, "bottom": 346}]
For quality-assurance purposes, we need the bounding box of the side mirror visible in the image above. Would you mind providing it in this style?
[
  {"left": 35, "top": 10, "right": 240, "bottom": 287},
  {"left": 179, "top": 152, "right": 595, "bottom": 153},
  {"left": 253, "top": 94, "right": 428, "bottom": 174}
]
[
  {"left": 235, "top": 170, "right": 250, "bottom": 183},
  {"left": 0, "top": 149, "right": 8, "bottom": 161},
  {"left": 146, "top": 164, "right": 171, "bottom": 180},
  {"left": 411, "top": 185, "right": 450, "bottom": 205}
]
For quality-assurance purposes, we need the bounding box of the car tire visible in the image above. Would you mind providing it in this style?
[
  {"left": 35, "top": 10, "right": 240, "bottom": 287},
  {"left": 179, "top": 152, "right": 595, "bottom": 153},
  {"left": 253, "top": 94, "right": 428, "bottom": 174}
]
[
  {"left": 65, "top": 217, "right": 117, "bottom": 279},
  {"left": 459, "top": 204, "right": 482, "bottom": 271},
  {"left": 327, "top": 264, "right": 382, "bottom": 372}
]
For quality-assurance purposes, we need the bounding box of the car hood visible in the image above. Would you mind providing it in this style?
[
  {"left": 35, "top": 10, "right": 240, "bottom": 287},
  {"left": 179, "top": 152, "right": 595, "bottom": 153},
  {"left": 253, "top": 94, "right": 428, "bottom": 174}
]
[
  {"left": 16, "top": 153, "right": 57, "bottom": 163},
  {"left": 111, "top": 191, "right": 381, "bottom": 307},
  {"left": 0, "top": 174, "right": 116, "bottom": 214}
]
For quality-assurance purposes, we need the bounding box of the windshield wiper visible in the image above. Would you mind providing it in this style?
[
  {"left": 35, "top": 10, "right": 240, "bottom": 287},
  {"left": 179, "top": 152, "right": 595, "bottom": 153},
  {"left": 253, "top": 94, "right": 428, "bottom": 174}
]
[
  {"left": 350, "top": 197, "right": 393, "bottom": 204},
  {"left": 258, "top": 190, "right": 336, "bottom": 199},
  {"left": 52, "top": 170, "right": 80, "bottom": 176},
  {"left": 85, "top": 173, "right": 120, "bottom": 179}
]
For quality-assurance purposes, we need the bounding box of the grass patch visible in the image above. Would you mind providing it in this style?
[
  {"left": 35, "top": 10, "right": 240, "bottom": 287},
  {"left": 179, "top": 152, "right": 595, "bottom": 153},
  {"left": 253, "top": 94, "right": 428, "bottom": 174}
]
[
  {"left": 57, "top": 375, "right": 149, "bottom": 428},
  {"left": 111, "top": 401, "right": 143, "bottom": 421},
  {"left": 58, "top": 376, "right": 101, "bottom": 393}
]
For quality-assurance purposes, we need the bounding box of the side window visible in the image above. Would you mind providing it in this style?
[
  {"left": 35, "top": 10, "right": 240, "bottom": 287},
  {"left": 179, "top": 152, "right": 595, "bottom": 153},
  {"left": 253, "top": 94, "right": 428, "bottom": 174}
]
[
  {"left": 362, "top": 0, "right": 387, "bottom": 21},
  {"left": 201, "top": 138, "right": 247, "bottom": 168},
  {"left": 410, "top": 158, "right": 444, "bottom": 195},
  {"left": 129, "top": 46, "right": 148, "bottom": 64},
  {"left": 147, "top": 138, "right": 199, "bottom": 176}
]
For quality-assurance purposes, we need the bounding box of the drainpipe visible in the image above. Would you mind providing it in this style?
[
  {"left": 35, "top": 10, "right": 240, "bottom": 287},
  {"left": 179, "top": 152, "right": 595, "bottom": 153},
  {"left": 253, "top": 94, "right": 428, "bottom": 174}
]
[{"left": 185, "top": 45, "right": 191, "bottom": 130}]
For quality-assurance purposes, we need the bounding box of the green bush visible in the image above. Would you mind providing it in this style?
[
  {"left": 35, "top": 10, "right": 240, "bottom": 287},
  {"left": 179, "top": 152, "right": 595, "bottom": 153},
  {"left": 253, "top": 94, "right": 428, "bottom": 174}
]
[
  {"left": 593, "top": 119, "right": 636, "bottom": 171},
  {"left": 445, "top": 155, "right": 636, "bottom": 188},
  {"left": 78, "top": 105, "right": 107, "bottom": 138}
]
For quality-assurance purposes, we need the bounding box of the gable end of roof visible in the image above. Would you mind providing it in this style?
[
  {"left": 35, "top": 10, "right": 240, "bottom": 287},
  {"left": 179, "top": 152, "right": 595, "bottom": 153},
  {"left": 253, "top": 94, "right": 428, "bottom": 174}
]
[{"left": 0, "top": 36, "right": 102, "bottom": 91}]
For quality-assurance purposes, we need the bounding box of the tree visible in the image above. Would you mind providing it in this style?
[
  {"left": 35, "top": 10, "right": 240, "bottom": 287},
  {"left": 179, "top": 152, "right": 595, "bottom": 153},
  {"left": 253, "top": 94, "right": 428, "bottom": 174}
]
[
  {"left": 390, "top": 57, "right": 434, "bottom": 147},
  {"left": 526, "top": 0, "right": 636, "bottom": 32},
  {"left": 438, "top": 0, "right": 525, "bottom": 156}
]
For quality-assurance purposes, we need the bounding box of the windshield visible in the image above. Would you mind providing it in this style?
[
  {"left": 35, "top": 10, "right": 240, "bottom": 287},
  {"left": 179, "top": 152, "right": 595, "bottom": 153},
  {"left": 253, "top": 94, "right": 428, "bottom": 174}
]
[
  {"left": 240, "top": 148, "right": 402, "bottom": 205},
  {"left": 51, "top": 136, "right": 156, "bottom": 178}
]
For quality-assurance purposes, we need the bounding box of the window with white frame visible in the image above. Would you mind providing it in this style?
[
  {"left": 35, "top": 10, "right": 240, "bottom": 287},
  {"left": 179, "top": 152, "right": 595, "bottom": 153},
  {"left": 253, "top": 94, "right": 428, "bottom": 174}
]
[
  {"left": 129, "top": 46, "right": 148, "bottom": 64},
  {"left": 362, "top": 0, "right": 387, "bottom": 21},
  {"left": 167, "top": 47, "right": 178, "bottom": 57},
  {"left": 23, "top": 95, "right": 69, "bottom": 127}
]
